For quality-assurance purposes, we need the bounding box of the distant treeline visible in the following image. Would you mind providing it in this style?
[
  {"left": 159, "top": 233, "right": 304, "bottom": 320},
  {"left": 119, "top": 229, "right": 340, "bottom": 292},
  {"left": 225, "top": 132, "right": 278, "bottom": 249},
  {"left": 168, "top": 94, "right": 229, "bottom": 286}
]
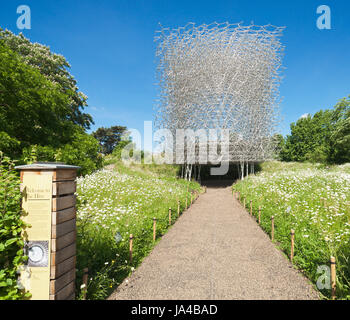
[{"left": 274, "top": 96, "right": 350, "bottom": 164}]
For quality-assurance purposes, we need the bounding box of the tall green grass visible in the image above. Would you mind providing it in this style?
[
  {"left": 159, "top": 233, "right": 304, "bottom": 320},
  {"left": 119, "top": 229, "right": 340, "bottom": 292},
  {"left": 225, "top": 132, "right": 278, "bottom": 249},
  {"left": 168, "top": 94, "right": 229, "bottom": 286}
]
[
  {"left": 75, "top": 159, "right": 200, "bottom": 299},
  {"left": 233, "top": 161, "right": 350, "bottom": 299}
]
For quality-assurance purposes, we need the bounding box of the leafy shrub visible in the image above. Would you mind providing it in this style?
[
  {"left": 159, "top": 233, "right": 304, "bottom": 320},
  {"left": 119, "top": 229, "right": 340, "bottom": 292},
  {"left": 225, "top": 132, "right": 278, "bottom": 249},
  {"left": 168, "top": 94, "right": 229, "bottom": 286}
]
[
  {"left": 0, "top": 132, "right": 20, "bottom": 157},
  {"left": 0, "top": 152, "right": 30, "bottom": 300},
  {"left": 20, "top": 129, "right": 103, "bottom": 176}
]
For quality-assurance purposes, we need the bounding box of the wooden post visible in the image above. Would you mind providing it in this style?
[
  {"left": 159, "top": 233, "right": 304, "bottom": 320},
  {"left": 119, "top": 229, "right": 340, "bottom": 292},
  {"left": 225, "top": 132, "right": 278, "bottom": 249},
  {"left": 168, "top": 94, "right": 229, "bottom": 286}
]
[
  {"left": 153, "top": 218, "right": 157, "bottom": 242},
  {"left": 331, "top": 256, "right": 336, "bottom": 300},
  {"left": 169, "top": 208, "right": 172, "bottom": 226},
  {"left": 290, "top": 229, "right": 295, "bottom": 262},
  {"left": 129, "top": 234, "right": 133, "bottom": 264},
  {"left": 258, "top": 206, "right": 261, "bottom": 225},
  {"left": 16, "top": 162, "right": 79, "bottom": 300},
  {"left": 82, "top": 268, "right": 88, "bottom": 300},
  {"left": 177, "top": 200, "right": 180, "bottom": 217},
  {"left": 250, "top": 200, "right": 252, "bottom": 215},
  {"left": 271, "top": 216, "right": 274, "bottom": 241},
  {"left": 185, "top": 196, "right": 188, "bottom": 210}
]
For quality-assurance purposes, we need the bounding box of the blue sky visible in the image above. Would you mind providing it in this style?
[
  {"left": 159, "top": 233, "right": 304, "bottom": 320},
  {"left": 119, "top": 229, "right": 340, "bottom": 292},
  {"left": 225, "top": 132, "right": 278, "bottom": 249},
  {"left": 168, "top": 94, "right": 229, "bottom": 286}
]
[{"left": 1, "top": 0, "right": 349, "bottom": 137}]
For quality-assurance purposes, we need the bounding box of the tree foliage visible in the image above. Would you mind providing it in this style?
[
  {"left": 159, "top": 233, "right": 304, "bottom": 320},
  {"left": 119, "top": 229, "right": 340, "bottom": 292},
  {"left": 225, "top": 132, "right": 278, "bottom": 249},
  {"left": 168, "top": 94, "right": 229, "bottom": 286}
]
[
  {"left": 93, "top": 126, "right": 127, "bottom": 154},
  {"left": 0, "top": 153, "right": 30, "bottom": 300},
  {"left": 279, "top": 96, "right": 350, "bottom": 164},
  {"left": 20, "top": 128, "right": 103, "bottom": 176},
  {"left": 0, "top": 29, "right": 93, "bottom": 130},
  {"left": 0, "top": 41, "right": 75, "bottom": 156},
  {"left": 329, "top": 96, "right": 350, "bottom": 163},
  {"left": 0, "top": 34, "right": 104, "bottom": 175}
]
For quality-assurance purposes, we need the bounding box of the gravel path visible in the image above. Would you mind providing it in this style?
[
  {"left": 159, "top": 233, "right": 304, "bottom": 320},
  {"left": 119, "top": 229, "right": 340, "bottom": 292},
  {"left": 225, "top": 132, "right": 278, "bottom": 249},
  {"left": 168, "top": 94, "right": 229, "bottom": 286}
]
[{"left": 108, "top": 182, "right": 319, "bottom": 300}]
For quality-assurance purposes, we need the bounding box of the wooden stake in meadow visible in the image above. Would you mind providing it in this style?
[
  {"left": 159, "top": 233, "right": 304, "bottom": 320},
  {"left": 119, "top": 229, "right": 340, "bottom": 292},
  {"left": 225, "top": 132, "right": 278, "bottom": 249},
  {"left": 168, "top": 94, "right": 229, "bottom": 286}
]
[
  {"left": 169, "top": 208, "right": 172, "bottom": 225},
  {"left": 129, "top": 234, "right": 133, "bottom": 264},
  {"left": 153, "top": 218, "right": 157, "bottom": 242},
  {"left": 290, "top": 229, "right": 295, "bottom": 262},
  {"left": 82, "top": 268, "right": 89, "bottom": 300},
  {"left": 177, "top": 200, "right": 180, "bottom": 217},
  {"left": 250, "top": 200, "right": 253, "bottom": 215},
  {"left": 331, "top": 256, "right": 336, "bottom": 300},
  {"left": 271, "top": 216, "right": 274, "bottom": 241},
  {"left": 258, "top": 206, "right": 261, "bottom": 225}
]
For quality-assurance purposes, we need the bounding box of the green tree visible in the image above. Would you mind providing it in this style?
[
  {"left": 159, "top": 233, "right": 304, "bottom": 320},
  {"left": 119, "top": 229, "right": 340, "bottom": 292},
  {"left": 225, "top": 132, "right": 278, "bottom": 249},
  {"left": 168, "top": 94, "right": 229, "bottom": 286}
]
[
  {"left": 0, "top": 42, "right": 76, "bottom": 157},
  {"left": 0, "top": 39, "right": 103, "bottom": 173},
  {"left": 0, "top": 29, "right": 93, "bottom": 130},
  {"left": 282, "top": 110, "right": 333, "bottom": 162},
  {"left": 329, "top": 96, "right": 350, "bottom": 163},
  {"left": 56, "top": 129, "right": 103, "bottom": 175},
  {"left": 280, "top": 95, "right": 350, "bottom": 164},
  {"left": 92, "top": 126, "right": 127, "bottom": 154}
]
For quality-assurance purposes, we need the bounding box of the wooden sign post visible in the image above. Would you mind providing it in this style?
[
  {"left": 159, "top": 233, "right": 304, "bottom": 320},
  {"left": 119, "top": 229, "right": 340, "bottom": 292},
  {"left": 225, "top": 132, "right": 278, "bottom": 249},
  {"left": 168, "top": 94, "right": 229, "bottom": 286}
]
[
  {"left": 330, "top": 256, "right": 336, "bottom": 300},
  {"left": 290, "top": 229, "right": 295, "bottom": 262},
  {"left": 16, "top": 162, "right": 79, "bottom": 300},
  {"left": 271, "top": 216, "right": 275, "bottom": 241},
  {"left": 153, "top": 218, "right": 157, "bottom": 242},
  {"left": 129, "top": 234, "right": 134, "bottom": 264}
]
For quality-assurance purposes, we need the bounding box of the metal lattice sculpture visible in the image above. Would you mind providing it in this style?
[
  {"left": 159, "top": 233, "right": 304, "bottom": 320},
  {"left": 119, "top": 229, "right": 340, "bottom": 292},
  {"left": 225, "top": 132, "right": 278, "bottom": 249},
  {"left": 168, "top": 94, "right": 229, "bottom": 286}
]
[{"left": 154, "top": 22, "right": 284, "bottom": 179}]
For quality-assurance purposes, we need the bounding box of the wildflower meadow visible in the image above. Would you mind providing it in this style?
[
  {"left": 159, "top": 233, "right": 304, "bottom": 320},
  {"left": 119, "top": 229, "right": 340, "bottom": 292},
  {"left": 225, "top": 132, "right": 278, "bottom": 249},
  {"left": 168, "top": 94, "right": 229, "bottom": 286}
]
[
  {"left": 75, "top": 161, "right": 200, "bottom": 299},
  {"left": 233, "top": 161, "right": 350, "bottom": 299}
]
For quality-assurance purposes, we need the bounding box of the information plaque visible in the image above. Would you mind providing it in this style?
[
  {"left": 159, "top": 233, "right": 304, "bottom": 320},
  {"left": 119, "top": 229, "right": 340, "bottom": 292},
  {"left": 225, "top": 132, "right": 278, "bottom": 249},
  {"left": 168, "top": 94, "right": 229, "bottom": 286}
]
[{"left": 20, "top": 174, "right": 52, "bottom": 300}]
